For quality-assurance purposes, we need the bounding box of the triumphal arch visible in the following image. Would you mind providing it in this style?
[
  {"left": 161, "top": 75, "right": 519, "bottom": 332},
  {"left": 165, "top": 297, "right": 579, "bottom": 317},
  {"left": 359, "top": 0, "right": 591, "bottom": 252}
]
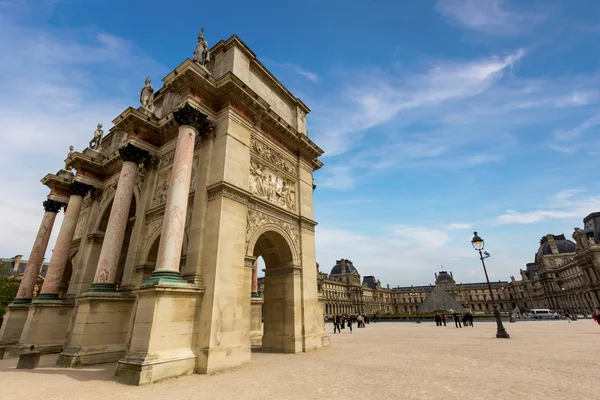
[{"left": 0, "top": 31, "right": 328, "bottom": 384}]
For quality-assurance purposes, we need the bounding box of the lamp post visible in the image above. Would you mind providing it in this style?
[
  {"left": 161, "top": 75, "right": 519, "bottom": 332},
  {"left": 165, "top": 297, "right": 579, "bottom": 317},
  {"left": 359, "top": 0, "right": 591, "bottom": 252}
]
[{"left": 471, "top": 232, "right": 510, "bottom": 339}]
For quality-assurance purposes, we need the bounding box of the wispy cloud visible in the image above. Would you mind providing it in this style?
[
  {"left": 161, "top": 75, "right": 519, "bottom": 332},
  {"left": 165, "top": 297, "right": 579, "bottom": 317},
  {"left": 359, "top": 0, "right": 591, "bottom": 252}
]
[
  {"left": 312, "top": 49, "right": 525, "bottom": 158},
  {"left": 261, "top": 58, "right": 319, "bottom": 82},
  {"left": 316, "top": 224, "right": 474, "bottom": 285},
  {"left": 0, "top": 4, "right": 166, "bottom": 258},
  {"left": 435, "top": 0, "right": 546, "bottom": 36},
  {"left": 494, "top": 189, "right": 600, "bottom": 225},
  {"left": 447, "top": 223, "right": 472, "bottom": 230}
]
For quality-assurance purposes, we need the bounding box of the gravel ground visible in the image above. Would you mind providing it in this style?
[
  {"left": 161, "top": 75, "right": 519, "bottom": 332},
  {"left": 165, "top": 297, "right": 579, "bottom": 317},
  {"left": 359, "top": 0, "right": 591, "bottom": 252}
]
[{"left": 1, "top": 320, "right": 598, "bottom": 400}]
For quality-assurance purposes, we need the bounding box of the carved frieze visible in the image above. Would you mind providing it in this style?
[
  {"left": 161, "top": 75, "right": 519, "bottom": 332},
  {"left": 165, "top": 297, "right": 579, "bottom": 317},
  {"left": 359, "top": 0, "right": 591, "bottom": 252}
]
[
  {"left": 158, "top": 149, "right": 175, "bottom": 169},
  {"left": 246, "top": 209, "right": 300, "bottom": 259},
  {"left": 250, "top": 135, "right": 295, "bottom": 175},
  {"left": 249, "top": 160, "right": 296, "bottom": 211},
  {"left": 207, "top": 184, "right": 250, "bottom": 205}
]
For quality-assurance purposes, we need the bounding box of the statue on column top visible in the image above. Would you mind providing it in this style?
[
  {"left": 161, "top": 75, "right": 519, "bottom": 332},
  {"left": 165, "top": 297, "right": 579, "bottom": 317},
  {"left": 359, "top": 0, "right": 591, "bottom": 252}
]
[
  {"left": 65, "top": 145, "right": 74, "bottom": 170},
  {"left": 140, "top": 76, "right": 155, "bottom": 114},
  {"left": 192, "top": 27, "right": 210, "bottom": 67},
  {"left": 89, "top": 123, "right": 104, "bottom": 150}
]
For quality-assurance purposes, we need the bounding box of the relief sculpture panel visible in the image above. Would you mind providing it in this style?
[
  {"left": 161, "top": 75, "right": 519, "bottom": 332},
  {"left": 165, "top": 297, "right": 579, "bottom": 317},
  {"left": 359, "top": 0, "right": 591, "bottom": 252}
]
[
  {"left": 250, "top": 136, "right": 295, "bottom": 175},
  {"left": 249, "top": 160, "right": 296, "bottom": 211}
]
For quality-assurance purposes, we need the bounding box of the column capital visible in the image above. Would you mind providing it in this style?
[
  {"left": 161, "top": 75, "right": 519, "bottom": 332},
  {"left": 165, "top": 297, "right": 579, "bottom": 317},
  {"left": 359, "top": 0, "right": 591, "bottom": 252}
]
[
  {"left": 172, "top": 102, "right": 213, "bottom": 136},
  {"left": 70, "top": 181, "right": 93, "bottom": 197},
  {"left": 118, "top": 144, "right": 149, "bottom": 164},
  {"left": 43, "top": 199, "right": 66, "bottom": 213}
]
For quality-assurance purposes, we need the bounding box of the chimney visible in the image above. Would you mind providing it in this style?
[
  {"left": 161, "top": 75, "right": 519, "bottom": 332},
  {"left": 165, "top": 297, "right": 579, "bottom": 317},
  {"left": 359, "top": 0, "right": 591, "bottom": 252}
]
[
  {"left": 12, "top": 255, "right": 23, "bottom": 272},
  {"left": 435, "top": 272, "right": 438, "bottom": 280},
  {"left": 450, "top": 271, "right": 453, "bottom": 278}
]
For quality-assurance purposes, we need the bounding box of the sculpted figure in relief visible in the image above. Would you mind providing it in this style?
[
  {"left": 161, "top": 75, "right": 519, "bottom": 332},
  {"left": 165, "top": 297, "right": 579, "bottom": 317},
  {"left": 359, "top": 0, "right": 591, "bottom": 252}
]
[
  {"left": 140, "top": 76, "right": 155, "bottom": 113},
  {"left": 89, "top": 123, "right": 104, "bottom": 150},
  {"left": 249, "top": 160, "right": 295, "bottom": 211},
  {"left": 192, "top": 28, "right": 210, "bottom": 67}
]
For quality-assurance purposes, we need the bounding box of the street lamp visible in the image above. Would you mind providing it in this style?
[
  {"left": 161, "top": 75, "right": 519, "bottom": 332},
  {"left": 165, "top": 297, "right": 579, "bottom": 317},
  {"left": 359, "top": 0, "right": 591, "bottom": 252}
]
[{"left": 471, "top": 232, "right": 510, "bottom": 339}]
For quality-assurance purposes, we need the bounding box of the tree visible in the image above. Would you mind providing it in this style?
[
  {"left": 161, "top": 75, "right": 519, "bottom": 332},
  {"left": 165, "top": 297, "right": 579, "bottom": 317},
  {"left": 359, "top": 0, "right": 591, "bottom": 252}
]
[{"left": 0, "top": 262, "right": 20, "bottom": 318}]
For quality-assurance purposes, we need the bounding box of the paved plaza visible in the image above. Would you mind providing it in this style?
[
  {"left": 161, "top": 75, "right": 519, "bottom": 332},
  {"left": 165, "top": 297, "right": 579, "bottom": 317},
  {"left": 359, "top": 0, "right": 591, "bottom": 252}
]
[{"left": 0, "top": 321, "right": 597, "bottom": 400}]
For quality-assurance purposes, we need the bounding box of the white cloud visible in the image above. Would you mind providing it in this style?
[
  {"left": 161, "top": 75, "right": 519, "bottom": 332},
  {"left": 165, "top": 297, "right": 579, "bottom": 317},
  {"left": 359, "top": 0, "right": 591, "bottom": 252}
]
[
  {"left": 0, "top": 5, "right": 166, "bottom": 259},
  {"left": 311, "top": 49, "right": 525, "bottom": 158},
  {"left": 261, "top": 58, "right": 319, "bottom": 82},
  {"left": 435, "top": 0, "right": 545, "bottom": 36},
  {"left": 494, "top": 190, "right": 600, "bottom": 225},
  {"left": 315, "top": 225, "right": 474, "bottom": 286},
  {"left": 447, "top": 223, "right": 472, "bottom": 230},
  {"left": 553, "top": 111, "right": 600, "bottom": 141}
]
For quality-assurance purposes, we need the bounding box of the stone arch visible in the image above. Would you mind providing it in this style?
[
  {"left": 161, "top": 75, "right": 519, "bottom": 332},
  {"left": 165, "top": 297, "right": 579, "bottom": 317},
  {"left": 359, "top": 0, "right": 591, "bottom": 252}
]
[
  {"left": 246, "top": 222, "right": 300, "bottom": 267},
  {"left": 250, "top": 228, "right": 302, "bottom": 353}
]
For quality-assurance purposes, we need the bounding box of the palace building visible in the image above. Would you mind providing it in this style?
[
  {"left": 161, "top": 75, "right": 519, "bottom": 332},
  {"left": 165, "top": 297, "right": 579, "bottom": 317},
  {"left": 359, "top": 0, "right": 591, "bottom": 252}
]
[
  {"left": 0, "top": 30, "right": 328, "bottom": 385},
  {"left": 314, "top": 213, "right": 600, "bottom": 318}
]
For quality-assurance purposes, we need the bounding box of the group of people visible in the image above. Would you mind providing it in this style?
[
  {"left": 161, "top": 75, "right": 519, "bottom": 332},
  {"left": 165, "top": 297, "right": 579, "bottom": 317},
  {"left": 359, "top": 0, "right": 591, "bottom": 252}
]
[
  {"left": 434, "top": 312, "right": 474, "bottom": 328},
  {"left": 330, "top": 314, "right": 371, "bottom": 333}
]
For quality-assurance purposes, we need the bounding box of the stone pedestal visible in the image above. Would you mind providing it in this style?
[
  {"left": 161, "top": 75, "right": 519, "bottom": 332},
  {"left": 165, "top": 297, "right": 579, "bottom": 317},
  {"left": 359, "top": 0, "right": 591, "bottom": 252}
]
[
  {"left": 0, "top": 304, "right": 30, "bottom": 351},
  {"left": 57, "top": 292, "right": 136, "bottom": 367},
  {"left": 250, "top": 297, "right": 263, "bottom": 346},
  {"left": 115, "top": 283, "right": 202, "bottom": 385},
  {"left": 17, "top": 351, "right": 41, "bottom": 369},
  {"left": 8, "top": 302, "right": 73, "bottom": 357}
]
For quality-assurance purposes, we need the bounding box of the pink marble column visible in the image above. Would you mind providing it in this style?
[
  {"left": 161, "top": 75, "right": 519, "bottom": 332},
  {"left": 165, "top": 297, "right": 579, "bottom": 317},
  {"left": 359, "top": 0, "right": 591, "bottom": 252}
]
[
  {"left": 152, "top": 125, "right": 197, "bottom": 280},
  {"left": 89, "top": 145, "right": 147, "bottom": 291},
  {"left": 12, "top": 199, "right": 65, "bottom": 303},
  {"left": 149, "top": 104, "right": 210, "bottom": 282},
  {"left": 37, "top": 182, "right": 91, "bottom": 300},
  {"left": 251, "top": 259, "right": 259, "bottom": 296}
]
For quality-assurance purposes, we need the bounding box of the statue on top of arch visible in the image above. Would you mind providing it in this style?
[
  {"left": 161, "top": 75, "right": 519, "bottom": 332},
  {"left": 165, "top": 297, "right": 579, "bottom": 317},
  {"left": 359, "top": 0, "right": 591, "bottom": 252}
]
[{"left": 192, "top": 27, "right": 210, "bottom": 68}]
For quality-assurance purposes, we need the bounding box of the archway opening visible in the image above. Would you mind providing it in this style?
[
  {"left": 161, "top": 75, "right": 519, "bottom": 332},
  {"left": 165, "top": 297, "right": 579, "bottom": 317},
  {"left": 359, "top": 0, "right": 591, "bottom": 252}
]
[{"left": 251, "top": 229, "right": 300, "bottom": 353}]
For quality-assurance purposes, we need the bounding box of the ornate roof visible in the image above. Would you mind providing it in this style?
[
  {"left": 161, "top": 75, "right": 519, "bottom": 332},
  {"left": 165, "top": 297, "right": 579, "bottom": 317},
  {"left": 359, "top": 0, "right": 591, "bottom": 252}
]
[
  {"left": 435, "top": 271, "right": 454, "bottom": 283},
  {"left": 330, "top": 259, "right": 357, "bottom": 275},
  {"left": 537, "top": 234, "right": 576, "bottom": 256}
]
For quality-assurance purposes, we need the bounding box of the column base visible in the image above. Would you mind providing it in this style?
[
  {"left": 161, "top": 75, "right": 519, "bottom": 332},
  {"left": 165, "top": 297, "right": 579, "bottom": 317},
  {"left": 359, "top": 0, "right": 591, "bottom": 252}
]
[
  {"left": 195, "top": 343, "right": 251, "bottom": 374},
  {"left": 142, "top": 270, "right": 186, "bottom": 286},
  {"left": 34, "top": 293, "right": 61, "bottom": 302},
  {"left": 251, "top": 292, "right": 261, "bottom": 298},
  {"left": 250, "top": 297, "right": 263, "bottom": 346},
  {"left": 57, "top": 292, "right": 136, "bottom": 367},
  {"left": 85, "top": 283, "right": 118, "bottom": 293},
  {"left": 10, "top": 298, "right": 32, "bottom": 305},
  {"left": 115, "top": 283, "right": 203, "bottom": 385},
  {"left": 9, "top": 302, "right": 74, "bottom": 358},
  {"left": 0, "top": 304, "right": 31, "bottom": 355}
]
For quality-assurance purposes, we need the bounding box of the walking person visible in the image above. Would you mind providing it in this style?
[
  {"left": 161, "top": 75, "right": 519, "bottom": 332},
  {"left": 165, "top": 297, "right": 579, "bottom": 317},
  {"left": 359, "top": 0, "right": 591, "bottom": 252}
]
[
  {"left": 593, "top": 309, "right": 600, "bottom": 326},
  {"left": 442, "top": 314, "right": 447, "bottom": 326},
  {"left": 435, "top": 314, "right": 440, "bottom": 326},
  {"left": 453, "top": 312, "right": 462, "bottom": 328},
  {"left": 348, "top": 318, "right": 353, "bottom": 333},
  {"left": 333, "top": 315, "right": 341, "bottom": 334}
]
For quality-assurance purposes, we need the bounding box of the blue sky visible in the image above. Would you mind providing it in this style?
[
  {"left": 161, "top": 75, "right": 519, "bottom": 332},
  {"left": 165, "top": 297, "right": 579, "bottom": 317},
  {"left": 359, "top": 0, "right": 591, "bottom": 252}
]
[{"left": 0, "top": 0, "right": 599, "bottom": 286}]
